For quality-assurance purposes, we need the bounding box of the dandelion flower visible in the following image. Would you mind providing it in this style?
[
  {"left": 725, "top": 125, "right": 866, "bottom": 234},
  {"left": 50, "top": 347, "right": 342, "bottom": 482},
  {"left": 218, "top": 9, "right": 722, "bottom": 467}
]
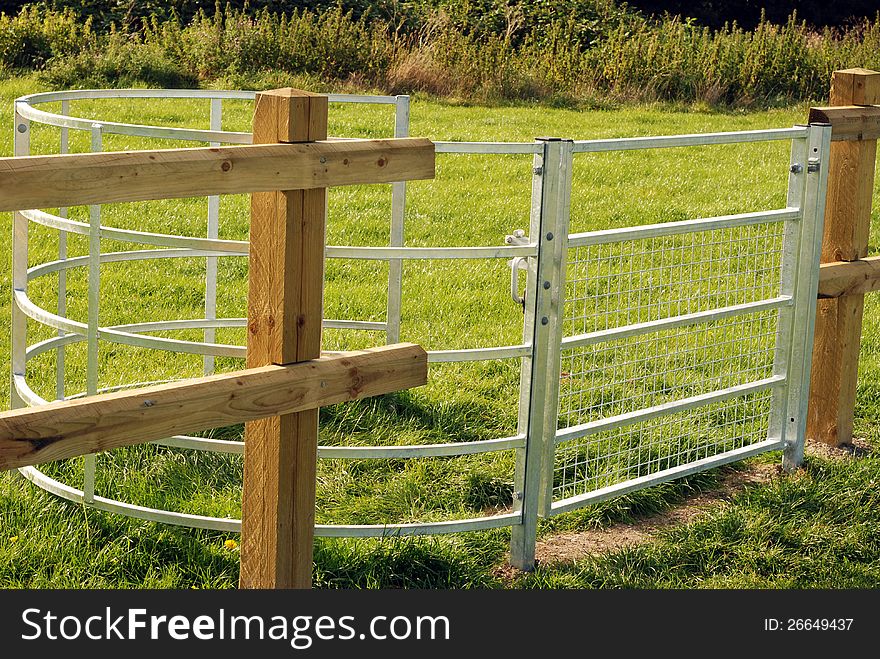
[
  {"left": 8, "top": 536, "right": 19, "bottom": 544},
  {"left": 223, "top": 539, "right": 238, "bottom": 550}
]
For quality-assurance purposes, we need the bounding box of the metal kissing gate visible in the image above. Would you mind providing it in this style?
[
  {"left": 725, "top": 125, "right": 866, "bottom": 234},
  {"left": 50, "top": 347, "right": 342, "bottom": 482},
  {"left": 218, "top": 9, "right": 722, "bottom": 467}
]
[
  {"left": 13, "top": 91, "right": 831, "bottom": 571},
  {"left": 510, "top": 126, "right": 831, "bottom": 567}
]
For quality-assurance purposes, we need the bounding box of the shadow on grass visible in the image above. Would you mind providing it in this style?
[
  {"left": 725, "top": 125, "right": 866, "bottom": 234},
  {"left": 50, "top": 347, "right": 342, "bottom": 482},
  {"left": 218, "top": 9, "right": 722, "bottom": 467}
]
[
  {"left": 314, "top": 533, "right": 509, "bottom": 589},
  {"left": 319, "top": 390, "right": 510, "bottom": 444},
  {"left": 0, "top": 473, "right": 239, "bottom": 588}
]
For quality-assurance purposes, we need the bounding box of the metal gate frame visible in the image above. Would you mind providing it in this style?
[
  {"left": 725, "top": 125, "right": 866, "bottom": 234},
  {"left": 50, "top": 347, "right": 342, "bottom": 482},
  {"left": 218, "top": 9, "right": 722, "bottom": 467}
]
[{"left": 510, "top": 123, "right": 831, "bottom": 567}]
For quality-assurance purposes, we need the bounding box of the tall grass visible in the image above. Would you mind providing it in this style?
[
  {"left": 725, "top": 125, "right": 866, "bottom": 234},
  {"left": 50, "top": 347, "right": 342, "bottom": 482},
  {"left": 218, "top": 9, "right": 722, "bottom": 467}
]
[
  {"left": 142, "top": 6, "right": 394, "bottom": 84},
  {"left": 0, "top": 5, "right": 94, "bottom": 70},
  {"left": 1, "top": 4, "right": 879, "bottom": 105},
  {"left": 588, "top": 14, "right": 880, "bottom": 105}
]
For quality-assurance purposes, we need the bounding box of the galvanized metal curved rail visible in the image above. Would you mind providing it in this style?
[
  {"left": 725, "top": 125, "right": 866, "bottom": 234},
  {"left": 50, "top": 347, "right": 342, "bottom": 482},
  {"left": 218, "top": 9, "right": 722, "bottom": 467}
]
[{"left": 13, "top": 88, "right": 534, "bottom": 535}]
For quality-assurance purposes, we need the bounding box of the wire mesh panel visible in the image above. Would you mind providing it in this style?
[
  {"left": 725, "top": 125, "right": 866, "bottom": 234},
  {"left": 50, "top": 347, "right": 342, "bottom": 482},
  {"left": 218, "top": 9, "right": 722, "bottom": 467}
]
[
  {"left": 563, "top": 222, "right": 785, "bottom": 337},
  {"left": 558, "top": 308, "right": 780, "bottom": 432},
  {"left": 554, "top": 389, "right": 774, "bottom": 500},
  {"left": 559, "top": 222, "right": 785, "bottom": 427},
  {"left": 554, "top": 221, "right": 784, "bottom": 502}
]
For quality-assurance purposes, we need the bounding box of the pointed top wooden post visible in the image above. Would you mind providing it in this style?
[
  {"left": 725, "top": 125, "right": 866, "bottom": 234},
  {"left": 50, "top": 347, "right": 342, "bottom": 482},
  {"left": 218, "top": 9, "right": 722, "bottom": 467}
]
[
  {"left": 239, "top": 88, "right": 329, "bottom": 588},
  {"left": 808, "top": 68, "right": 880, "bottom": 447}
]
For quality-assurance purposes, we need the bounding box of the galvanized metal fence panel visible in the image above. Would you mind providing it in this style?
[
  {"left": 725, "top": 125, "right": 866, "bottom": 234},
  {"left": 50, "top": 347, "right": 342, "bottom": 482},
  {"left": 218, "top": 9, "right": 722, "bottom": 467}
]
[
  {"left": 531, "top": 124, "right": 831, "bottom": 521},
  {"left": 12, "top": 90, "right": 538, "bottom": 540}
]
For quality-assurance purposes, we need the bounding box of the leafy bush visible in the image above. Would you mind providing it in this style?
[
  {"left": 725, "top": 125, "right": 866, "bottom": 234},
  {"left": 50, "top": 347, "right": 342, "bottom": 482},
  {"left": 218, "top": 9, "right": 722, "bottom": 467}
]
[
  {"left": 143, "top": 6, "right": 393, "bottom": 82},
  {"left": 42, "top": 31, "right": 198, "bottom": 88},
  {"left": 587, "top": 13, "right": 880, "bottom": 104},
  {"left": 4, "top": 3, "right": 880, "bottom": 106},
  {"left": 0, "top": 5, "right": 94, "bottom": 69}
]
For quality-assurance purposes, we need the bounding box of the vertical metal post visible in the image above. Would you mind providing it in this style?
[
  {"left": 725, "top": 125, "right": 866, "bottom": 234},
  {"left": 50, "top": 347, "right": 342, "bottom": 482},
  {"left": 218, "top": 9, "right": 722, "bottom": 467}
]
[
  {"left": 510, "top": 138, "right": 572, "bottom": 570},
  {"left": 510, "top": 144, "right": 544, "bottom": 569},
  {"left": 56, "top": 99, "right": 69, "bottom": 400},
  {"left": 11, "top": 103, "right": 30, "bottom": 413},
  {"left": 204, "top": 98, "right": 222, "bottom": 375},
  {"left": 767, "top": 134, "right": 807, "bottom": 446},
  {"left": 83, "top": 123, "right": 103, "bottom": 502},
  {"left": 783, "top": 123, "right": 833, "bottom": 470},
  {"left": 537, "top": 141, "right": 573, "bottom": 514},
  {"left": 386, "top": 95, "right": 409, "bottom": 344}
]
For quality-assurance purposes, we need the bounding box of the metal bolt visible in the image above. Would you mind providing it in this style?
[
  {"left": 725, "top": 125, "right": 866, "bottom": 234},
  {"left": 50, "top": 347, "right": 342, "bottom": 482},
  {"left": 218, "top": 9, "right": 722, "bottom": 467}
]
[
  {"left": 546, "top": 232, "right": 554, "bottom": 241},
  {"left": 319, "top": 156, "right": 327, "bottom": 164},
  {"left": 543, "top": 281, "right": 551, "bottom": 289},
  {"left": 541, "top": 316, "right": 549, "bottom": 325},
  {"left": 533, "top": 166, "right": 543, "bottom": 176},
  {"left": 789, "top": 163, "right": 803, "bottom": 174},
  {"left": 513, "top": 491, "right": 524, "bottom": 501},
  {"left": 16, "top": 123, "right": 26, "bottom": 133},
  {"left": 807, "top": 158, "right": 821, "bottom": 173}
]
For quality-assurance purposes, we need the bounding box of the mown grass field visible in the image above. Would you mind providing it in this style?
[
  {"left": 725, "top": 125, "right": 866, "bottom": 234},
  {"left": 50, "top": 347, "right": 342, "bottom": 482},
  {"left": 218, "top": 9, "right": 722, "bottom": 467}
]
[{"left": 1, "top": 75, "right": 880, "bottom": 588}]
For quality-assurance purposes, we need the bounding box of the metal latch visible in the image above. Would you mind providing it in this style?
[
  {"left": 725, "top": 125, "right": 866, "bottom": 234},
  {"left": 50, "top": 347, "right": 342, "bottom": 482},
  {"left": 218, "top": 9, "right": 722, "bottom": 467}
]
[
  {"left": 505, "top": 229, "right": 530, "bottom": 311},
  {"left": 807, "top": 157, "right": 821, "bottom": 173}
]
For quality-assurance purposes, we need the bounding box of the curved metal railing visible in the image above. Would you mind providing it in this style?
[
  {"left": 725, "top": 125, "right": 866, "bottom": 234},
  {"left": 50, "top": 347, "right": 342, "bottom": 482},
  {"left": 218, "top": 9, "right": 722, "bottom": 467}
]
[{"left": 12, "top": 89, "right": 537, "bottom": 536}]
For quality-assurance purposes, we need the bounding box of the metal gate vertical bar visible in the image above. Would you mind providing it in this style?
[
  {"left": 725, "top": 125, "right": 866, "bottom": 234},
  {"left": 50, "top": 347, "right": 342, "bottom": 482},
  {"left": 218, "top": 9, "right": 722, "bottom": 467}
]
[
  {"left": 538, "top": 141, "right": 573, "bottom": 515},
  {"left": 510, "top": 138, "right": 571, "bottom": 569},
  {"left": 386, "top": 95, "right": 410, "bottom": 344},
  {"left": 783, "top": 123, "right": 833, "bottom": 469},
  {"left": 767, "top": 133, "right": 808, "bottom": 448},
  {"left": 509, "top": 141, "right": 547, "bottom": 569},
  {"left": 11, "top": 103, "right": 29, "bottom": 412},
  {"left": 56, "top": 99, "right": 69, "bottom": 401},
  {"left": 83, "top": 123, "right": 103, "bottom": 503},
  {"left": 204, "top": 98, "right": 222, "bottom": 375}
]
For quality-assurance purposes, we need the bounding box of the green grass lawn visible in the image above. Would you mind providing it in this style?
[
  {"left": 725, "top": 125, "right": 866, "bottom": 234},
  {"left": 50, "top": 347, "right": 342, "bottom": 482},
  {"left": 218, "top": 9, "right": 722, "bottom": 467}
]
[{"left": 1, "top": 75, "right": 879, "bottom": 588}]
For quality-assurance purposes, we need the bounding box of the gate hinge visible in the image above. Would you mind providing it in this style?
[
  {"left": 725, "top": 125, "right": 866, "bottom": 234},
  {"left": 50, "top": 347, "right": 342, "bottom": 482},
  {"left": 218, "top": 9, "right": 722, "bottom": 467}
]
[{"left": 807, "top": 157, "right": 821, "bottom": 173}]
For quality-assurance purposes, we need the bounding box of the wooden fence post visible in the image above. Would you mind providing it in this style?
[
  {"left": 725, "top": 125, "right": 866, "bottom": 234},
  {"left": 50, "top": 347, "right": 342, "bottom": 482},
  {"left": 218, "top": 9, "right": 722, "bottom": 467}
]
[
  {"left": 807, "top": 68, "right": 880, "bottom": 447},
  {"left": 239, "top": 88, "right": 328, "bottom": 588}
]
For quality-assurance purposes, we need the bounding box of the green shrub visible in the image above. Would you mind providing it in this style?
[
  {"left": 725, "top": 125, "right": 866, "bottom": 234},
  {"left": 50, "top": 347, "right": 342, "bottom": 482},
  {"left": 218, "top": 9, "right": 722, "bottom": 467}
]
[
  {"left": 143, "top": 6, "right": 393, "bottom": 83},
  {"left": 6, "top": 3, "right": 880, "bottom": 106},
  {"left": 41, "top": 31, "right": 198, "bottom": 88},
  {"left": 0, "top": 5, "right": 94, "bottom": 69}
]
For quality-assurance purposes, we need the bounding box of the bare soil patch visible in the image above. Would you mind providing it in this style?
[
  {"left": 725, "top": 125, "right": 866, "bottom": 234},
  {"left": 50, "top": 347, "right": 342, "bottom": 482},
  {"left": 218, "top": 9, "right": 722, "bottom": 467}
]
[
  {"left": 533, "top": 461, "right": 779, "bottom": 566},
  {"left": 804, "top": 436, "right": 872, "bottom": 460}
]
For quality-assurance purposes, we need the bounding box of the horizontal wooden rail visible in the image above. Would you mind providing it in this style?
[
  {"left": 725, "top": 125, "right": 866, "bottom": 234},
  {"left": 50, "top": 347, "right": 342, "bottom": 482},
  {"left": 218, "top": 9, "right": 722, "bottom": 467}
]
[
  {"left": 818, "top": 255, "right": 880, "bottom": 297},
  {"left": 0, "top": 343, "right": 427, "bottom": 471},
  {"left": 0, "top": 138, "right": 434, "bottom": 211},
  {"left": 808, "top": 105, "right": 880, "bottom": 141}
]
